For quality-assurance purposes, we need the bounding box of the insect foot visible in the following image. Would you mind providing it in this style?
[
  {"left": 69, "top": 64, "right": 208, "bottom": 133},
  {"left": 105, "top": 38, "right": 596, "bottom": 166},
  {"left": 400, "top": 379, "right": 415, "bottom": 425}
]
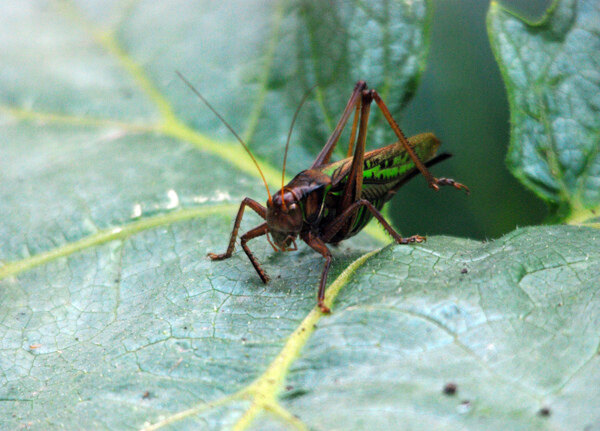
[
  {"left": 318, "top": 301, "right": 331, "bottom": 314},
  {"left": 396, "top": 235, "right": 426, "bottom": 244},
  {"left": 434, "top": 177, "right": 471, "bottom": 194},
  {"left": 207, "top": 252, "right": 228, "bottom": 261}
]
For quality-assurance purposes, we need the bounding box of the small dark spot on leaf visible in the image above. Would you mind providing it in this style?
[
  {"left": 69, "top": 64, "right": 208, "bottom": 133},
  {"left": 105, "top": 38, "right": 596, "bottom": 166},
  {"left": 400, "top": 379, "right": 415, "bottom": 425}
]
[
  {"left": 241, "top": 337, "right": 247, "bottom": 342},
  {"left": 281, "top": 388, "right": 309, "bottom": 400},
  {"left": 457, "top": 400, "right": 472, "bottom": 414},
  {"left": 142, "top": 391, "right": 151, "bottom": 399},
  {"left": 538, "top": 407, "right": 551, "bottom": 417},
  {"left": 75, "top": 337, "right": 79, "bottom": 341},
  {"left": 114, "top": 278, "right": 120, "bottom": 283},
  {"left": 285, "top": 385, "right": 294, "bottom": 391},
  {"left": 183, "top": 326, "right": 188, "bottom": 330},
  {"left": 443, "top": 382, "right": 457, "bottom": 395},
  {"left": 461, "top": 268, "right": 468, "bottom": 274}
]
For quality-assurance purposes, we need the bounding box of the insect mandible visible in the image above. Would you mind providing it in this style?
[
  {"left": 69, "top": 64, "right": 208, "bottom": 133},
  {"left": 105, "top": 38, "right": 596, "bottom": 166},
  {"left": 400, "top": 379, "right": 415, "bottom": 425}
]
[{"left": 177, "top": 73, "right": 469, "bottom": 313}]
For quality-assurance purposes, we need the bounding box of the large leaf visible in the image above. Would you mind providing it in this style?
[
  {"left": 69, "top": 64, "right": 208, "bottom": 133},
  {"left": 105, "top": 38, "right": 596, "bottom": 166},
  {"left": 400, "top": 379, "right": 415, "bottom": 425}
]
[
  {"left": 1, "top": 0, "right": 420, "bottom": 428},
  {"left": 487, "top": 0, "right": 600, "bottom": 223},
  {"left": 2, "top": 1, "right": 599, "bottom": 431},
  {"left": 2, "top": 221, "right": 600, "bottom": 430}
]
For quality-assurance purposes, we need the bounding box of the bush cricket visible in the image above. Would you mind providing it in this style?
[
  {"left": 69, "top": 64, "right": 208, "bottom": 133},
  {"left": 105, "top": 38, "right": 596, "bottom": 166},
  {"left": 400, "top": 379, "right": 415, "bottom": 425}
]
[{"left": 177, "top": 73, "right": 469, "bottom": 313}]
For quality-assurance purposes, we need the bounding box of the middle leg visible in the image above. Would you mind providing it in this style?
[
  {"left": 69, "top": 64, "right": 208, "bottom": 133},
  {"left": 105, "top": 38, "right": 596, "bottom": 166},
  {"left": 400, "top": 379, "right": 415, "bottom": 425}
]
[
  {"left": 301, "top": 231, "right": 333, "bottom": 313},
  {"left": 321, "top": 199, "right": 425, "bottom": 245}
]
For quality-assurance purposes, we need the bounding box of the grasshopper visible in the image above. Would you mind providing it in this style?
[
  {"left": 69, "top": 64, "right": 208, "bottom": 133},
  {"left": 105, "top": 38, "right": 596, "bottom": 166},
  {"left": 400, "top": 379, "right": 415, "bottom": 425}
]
[{"left": 177, "top": 74, "right": 468, "bottom": 313}]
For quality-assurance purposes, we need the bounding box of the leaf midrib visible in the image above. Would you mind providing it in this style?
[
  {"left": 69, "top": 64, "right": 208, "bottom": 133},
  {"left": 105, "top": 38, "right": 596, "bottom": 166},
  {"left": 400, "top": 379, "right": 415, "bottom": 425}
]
[{"left": 141, "top": 248, "right": 381, "bottom": 431}]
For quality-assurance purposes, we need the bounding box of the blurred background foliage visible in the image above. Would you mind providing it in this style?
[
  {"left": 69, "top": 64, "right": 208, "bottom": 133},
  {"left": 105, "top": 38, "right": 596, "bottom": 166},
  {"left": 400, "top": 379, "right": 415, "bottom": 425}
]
[{"left": 392, "top": 0, "right": 552, "bottom": 240}]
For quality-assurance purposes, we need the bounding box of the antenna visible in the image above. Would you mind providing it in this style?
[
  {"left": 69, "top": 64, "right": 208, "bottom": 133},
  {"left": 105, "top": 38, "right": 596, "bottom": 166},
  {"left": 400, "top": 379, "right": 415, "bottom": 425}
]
[
  {"left": 176, "top": 71, "right": 273, "bottom": 204},
  {"left": 281, "top": 85, "right": 317, "bottom": 209}
]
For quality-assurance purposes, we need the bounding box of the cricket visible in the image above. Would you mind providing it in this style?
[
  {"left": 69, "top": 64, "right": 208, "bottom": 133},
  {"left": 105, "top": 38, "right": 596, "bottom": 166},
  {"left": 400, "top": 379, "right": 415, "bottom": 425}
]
[{"left": 177, "top": 73, "right": 469, "bottom": 313}]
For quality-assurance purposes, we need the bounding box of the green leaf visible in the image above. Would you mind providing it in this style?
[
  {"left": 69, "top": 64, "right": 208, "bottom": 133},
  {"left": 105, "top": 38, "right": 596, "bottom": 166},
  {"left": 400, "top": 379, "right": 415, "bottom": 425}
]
[
  {"left": 2, "top": 1, "right": 599, "bottom": 430},
  {"left": 3, "top": 220, "right": 600, "bottom": 430},
  {"left": 1, "top": 0, "right": 427, "bottom": 428},
  {"left": 487, "top": 0, "right": 600, "bottom": 223}
]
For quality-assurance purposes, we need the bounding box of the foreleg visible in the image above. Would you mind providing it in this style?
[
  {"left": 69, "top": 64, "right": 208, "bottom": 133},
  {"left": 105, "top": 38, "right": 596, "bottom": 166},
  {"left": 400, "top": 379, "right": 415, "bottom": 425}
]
[
  {"left": 240, "top": 223, "right": 270, "bottom": 283},
  {"left": 208, "top": 197, "right": 266, "bottom": 260}
]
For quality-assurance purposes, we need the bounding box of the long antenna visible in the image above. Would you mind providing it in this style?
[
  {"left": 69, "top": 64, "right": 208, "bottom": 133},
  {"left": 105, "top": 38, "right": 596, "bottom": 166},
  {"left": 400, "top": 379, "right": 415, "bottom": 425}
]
[
  {"left": 281, "top": 85, "right": 317, "bottom": 209},
  {"left": 176, "top": 71, "right": 273, "bottom": 204}
]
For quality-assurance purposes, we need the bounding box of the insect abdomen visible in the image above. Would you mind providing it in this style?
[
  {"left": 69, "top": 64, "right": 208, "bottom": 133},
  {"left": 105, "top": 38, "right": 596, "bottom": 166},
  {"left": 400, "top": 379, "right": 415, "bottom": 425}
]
[{"left": 322, "top": 133, "right": 441, "bottom": 240}]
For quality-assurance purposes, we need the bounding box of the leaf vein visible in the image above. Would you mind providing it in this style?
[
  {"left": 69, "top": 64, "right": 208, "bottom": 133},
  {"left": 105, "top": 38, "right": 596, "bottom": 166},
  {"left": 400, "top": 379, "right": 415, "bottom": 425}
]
[
  {"left": 0, "top": 205, "right": 236, "bottom": 281},
  {"left": 141, "top": 248, "right": 381, "bottom": 430}
]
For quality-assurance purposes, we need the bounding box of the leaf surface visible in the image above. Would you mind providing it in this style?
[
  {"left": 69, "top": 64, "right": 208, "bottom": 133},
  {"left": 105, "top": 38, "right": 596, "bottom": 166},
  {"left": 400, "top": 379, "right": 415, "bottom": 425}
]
[
  {"left": 487, "top": 0, "right": 600, "bottom": 222},
  {"left": 2, "top": 1, "right": 599, "bottom": 431}
]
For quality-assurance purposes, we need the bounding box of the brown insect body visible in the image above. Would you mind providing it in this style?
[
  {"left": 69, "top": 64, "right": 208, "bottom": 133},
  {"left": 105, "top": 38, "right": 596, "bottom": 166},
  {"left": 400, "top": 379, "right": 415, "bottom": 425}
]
[
  {"left": 266, "top": 131, "right": 446, "bottom": 250},
  {"left": 266, "top": 169, "right": 331, "bottom": 251},
  {"left": 177, "top": 75, "right": 469, "bottom": 313}
]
